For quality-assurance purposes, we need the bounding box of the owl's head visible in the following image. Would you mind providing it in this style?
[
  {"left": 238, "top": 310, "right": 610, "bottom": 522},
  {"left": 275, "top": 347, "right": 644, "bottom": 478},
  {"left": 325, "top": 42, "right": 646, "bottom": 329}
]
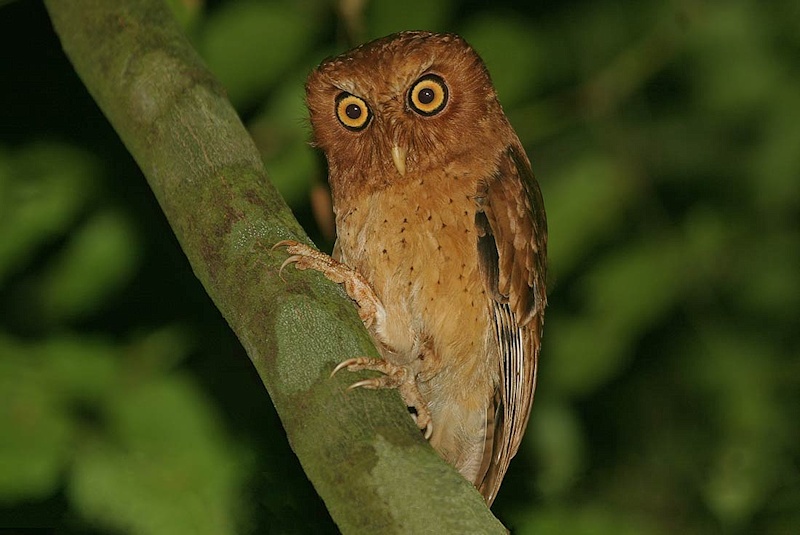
[{"left": 306, "top": 31, "right": 512, "bottom": 200}]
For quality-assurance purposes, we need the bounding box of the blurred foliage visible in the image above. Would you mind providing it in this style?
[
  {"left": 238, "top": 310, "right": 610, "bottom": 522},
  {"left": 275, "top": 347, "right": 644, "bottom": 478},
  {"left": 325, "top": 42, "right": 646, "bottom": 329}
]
[{"left": 1, "top": 0, "right": 798, "bottom": 533}]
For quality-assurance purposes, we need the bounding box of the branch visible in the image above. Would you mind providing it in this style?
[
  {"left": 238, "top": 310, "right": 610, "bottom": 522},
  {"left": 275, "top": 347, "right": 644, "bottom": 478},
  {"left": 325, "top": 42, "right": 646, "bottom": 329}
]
[{"left": 44, "top": 1, "right": 506, "bottom": 532}]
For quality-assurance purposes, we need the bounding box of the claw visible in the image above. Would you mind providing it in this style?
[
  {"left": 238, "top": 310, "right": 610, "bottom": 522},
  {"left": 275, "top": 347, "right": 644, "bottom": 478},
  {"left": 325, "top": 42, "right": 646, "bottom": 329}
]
[
  {"left": 278, "top": 255, "right": 299, "bottom": 280},
  {"left": 271, "top": 239, "right": 299, "bottom": 251},
  {"left": 347, "top": 379, "right": 379, "bottom": 391},
  {"left": 330, "top": 358, "right": 359, "bottom": 378},
  {"left": 411, "top": 408, "right": 434, "bottom": 439},
  {"left": 274, "top": 241, "right": 304, "bottom": 281},
  {"left": 281, "top": 255, "right": 302, "bottom": 267}
]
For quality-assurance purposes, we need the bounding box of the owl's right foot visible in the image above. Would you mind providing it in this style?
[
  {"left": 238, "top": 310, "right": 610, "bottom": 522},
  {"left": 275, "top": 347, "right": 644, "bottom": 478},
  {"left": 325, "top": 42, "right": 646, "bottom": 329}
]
[
  {"left": 273, "top": 240, "right": 384, "bottom": 329},
  {"left": 332, "top": 357, "right": 433, "bottom": 439}
]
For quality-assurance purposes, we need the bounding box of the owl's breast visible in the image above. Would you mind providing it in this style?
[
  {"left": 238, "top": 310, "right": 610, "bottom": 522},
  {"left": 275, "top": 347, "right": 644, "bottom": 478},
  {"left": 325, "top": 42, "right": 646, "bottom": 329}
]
[{"left": 333, "top": 172, "right": 495, "bottom": 398}]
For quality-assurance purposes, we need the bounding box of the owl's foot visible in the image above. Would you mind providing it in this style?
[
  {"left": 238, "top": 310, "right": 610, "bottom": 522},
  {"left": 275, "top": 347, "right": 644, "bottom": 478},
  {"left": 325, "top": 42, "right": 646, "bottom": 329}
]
[
  {"left": 332, "top": 357, "right": 433, "bottom": 440},
  {"left": 273, "top": 240, "right": 383, "bottom": 329}
]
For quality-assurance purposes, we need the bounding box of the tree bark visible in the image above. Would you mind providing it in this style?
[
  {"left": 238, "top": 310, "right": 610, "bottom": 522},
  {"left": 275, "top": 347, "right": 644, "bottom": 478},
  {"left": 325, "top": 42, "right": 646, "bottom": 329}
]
[{"left": 44, "top": 1, "right": 506, "bottom": 532}]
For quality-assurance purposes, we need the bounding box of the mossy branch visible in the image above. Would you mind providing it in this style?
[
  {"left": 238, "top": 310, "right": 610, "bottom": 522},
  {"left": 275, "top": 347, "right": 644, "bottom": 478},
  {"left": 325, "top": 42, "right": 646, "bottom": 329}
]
[{"left": 44, "top": 1, "right": 506, "bottom": 532}]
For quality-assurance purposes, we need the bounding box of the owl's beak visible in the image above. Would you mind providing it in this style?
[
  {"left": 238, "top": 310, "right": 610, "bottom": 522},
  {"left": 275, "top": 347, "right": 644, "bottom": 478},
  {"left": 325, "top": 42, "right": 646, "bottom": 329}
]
[{"left": 391, "top": 145, "right": 407, "bottom": 176}]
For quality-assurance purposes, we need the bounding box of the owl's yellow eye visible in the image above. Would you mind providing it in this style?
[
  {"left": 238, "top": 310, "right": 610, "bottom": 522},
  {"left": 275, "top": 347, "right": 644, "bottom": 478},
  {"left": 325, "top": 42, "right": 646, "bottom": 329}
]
[
  {"left": 408, "top": 74, "right": 448, "bottom": 116},
  {"left": 335, "top": 93, "right": 372, "bottom": 131}
]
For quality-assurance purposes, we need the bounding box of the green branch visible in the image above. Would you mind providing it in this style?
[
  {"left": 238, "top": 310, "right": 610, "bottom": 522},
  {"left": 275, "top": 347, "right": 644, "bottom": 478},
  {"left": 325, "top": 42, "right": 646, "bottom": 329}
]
[{"left": 44, "top": 0, "right": 505, "bottom": 532}]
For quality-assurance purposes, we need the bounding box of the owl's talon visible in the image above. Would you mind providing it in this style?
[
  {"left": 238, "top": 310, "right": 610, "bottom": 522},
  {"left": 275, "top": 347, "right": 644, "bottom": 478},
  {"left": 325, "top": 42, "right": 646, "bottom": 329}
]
[
  {"left": 271, "top": 239, "right": 300, "bottom": 251},
  {"left": 347, "top": 378, "right": 380, "bottom": 391},
  {"left": 278, "top": 255, "right": 300, "bottom": 279},
  {"left": 331, "top": 357, "right": 360, "bottom": 378},
  {"left": 411, "top": 405, "right": 434, "bottom": 438},
  {"left": 274, "top": 240, "right": 304, "bottom": 281},
  {"left": 420, "top": 418, "right": 434, "bottom": 440}
]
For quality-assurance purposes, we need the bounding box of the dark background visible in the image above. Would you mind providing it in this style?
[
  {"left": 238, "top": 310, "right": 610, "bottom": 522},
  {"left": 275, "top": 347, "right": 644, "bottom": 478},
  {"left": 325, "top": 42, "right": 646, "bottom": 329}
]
[{"left": 1, "top": 0, "right": 798, "bottom": 533}]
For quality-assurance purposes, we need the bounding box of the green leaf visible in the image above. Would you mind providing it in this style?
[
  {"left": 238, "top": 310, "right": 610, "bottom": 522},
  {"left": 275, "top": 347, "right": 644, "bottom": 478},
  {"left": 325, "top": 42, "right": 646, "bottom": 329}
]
[
  {"left": 748, "top": 89, "right": 800, "bottom": 217},
  {"left": 37, "top": 208, "right": 141, "bottom": 323},
  {"left": 460, "top": 12, "right": 543, "bottom": 107},
  {"left": 688, "top": 327, "right": 785, "bottom": 528},
  {"left": 546, "top": 238, "right": 686, "bottom": 396},
  {"left": 543, "top": 154, "right": 633, "bottom": 277},
  {"left": 543, "top": 314, "right": 629, "bottom": 397},
  {"left": 39, "top": 334, "right": 120, "bottom": 402},
  {"left": 0, "top": 143, "right": 99, "bottom": 284},
  {"left": 249, "top": 72, "right": 318, "bottom": 207},
  {"left": 69, "top": 375, "right": 249, "bottom": 535},
  {"left": 514, "top": 504, "right": 663, "bottom": 535},
  {"left": 128, "top": 325, "right": 194, "bottom": 375},
  {"left": 367, "top": 0, "right": 453, "bottom": 39},
  {"left": 688, "top": 3, "right": 780, "bottom": 115},
  {"left": 165, "top": 0, "right": 204, "bottom": 32},
  {"left": 0, "top": 335, "right": 73, "bottom": 503},
  {"left": 582, "top": 238, "right": 685, "bottom": 333},
  {"left": 200, "top": 1, "right": 321, "bottom": 108},
  {"left": 528, "top": 402, "right": 586, "bottom": 498}
]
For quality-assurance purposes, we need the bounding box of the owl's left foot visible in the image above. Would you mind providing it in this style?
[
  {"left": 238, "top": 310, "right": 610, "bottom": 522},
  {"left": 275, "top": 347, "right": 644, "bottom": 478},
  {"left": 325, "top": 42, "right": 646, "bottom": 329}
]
[
  {"left": 273, "top": 240, "right": 383, "bottom": 329},
  {"left": 332, "top": 357, "right": 433, "bottom": 439}
]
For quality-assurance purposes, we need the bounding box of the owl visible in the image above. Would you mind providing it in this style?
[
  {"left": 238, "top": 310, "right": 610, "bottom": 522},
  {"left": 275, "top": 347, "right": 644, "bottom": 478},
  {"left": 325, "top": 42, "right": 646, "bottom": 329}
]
[{"left": 279, "top": 31, "right": 547, "bottom": 505}]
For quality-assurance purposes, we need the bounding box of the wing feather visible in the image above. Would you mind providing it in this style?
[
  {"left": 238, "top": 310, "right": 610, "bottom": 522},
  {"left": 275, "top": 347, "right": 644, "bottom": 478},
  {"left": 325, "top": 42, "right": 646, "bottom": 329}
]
[{"left": 475, "top": 144, "right": 547, "bottom": 505}]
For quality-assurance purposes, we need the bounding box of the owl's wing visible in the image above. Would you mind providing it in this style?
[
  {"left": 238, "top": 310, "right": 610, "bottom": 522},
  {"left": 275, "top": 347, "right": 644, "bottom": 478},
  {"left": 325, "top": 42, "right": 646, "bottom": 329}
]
[{"left": 474, "top": 143, "right": 547, "bottom": 505}]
